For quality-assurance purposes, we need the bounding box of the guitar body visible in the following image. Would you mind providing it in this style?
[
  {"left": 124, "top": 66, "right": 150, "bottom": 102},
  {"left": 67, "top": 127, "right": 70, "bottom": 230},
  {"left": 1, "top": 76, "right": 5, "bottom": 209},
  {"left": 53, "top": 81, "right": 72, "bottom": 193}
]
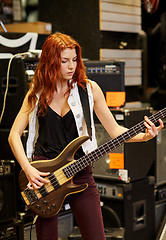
[{"left": 19, "top": 136, "right": 89, "bottom": 218}]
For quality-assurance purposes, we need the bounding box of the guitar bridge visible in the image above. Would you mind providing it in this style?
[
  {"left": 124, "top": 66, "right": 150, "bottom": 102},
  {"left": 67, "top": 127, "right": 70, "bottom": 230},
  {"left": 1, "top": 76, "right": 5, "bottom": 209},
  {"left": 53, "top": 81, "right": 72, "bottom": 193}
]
[{"left": 23, "top": 188, "right": 39, "bottom": 205}]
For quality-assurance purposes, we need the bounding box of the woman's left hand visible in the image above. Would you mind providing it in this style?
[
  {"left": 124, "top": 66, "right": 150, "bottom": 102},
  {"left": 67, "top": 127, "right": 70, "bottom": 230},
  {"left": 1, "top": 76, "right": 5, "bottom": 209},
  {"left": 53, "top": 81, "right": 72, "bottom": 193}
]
[{"left": 143, "top": 116, "right": 164, "bottom": 141}]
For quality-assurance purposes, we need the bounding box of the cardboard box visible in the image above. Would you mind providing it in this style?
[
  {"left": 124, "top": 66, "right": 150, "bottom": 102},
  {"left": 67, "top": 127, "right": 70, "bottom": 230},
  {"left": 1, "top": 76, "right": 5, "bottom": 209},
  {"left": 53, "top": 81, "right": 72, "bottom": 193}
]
[{"left": 5, "top": 21, "right": 52, "bottom": 34}]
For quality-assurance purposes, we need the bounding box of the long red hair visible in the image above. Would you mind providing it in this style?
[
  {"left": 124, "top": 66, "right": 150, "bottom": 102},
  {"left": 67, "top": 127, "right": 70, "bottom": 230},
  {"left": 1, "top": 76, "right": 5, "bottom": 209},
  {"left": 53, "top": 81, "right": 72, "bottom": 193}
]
[{"left": 28, "top": 32, "right": 88, "bottom": 115}]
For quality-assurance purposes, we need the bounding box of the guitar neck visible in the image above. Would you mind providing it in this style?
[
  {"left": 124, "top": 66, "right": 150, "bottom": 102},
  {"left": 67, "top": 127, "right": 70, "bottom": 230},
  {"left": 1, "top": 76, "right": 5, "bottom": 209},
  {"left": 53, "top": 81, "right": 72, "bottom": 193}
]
[{"left": 63, "top": 107, "right": 166, "bottom": 178}]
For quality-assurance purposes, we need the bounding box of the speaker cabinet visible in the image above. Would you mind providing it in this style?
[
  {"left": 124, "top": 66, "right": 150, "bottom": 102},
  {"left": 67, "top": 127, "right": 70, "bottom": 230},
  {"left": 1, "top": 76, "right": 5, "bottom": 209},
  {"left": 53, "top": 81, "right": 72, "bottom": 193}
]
[
  {"left": 93, "top": 107, "right": 156, "bottom": 182},
  {"left": 0, "top": 219, "right": 24, "bottom": 240},
  {"left": 0, "top": 160, "right": 16, "bottom": 223},
  {"left": 156, "top": 122, "right": 166, "bottom": 186},
  {"left": 0, "top": 58, "right": 27, "bottom": 128},
  {"left": 95, "top": 176, "right": 155, "bottom": 240},
  {"left": 0, "top": 128, "right": 28, "bottom": 212}
]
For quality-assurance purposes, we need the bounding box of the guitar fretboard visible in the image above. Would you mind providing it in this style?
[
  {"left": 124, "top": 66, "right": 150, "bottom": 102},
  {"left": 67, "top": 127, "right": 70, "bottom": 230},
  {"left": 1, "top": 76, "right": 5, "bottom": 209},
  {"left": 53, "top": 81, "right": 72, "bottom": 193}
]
[{"left": 63, "top": 107, "right": 166, "bottom": 179}]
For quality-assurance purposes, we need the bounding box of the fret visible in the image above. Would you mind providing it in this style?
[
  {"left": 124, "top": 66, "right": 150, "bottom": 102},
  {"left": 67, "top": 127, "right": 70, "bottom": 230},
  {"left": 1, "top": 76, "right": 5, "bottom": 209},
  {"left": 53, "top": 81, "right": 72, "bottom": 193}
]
[
  {"left": 123, "top": 130, "right": 133, "bottom": 141},
  {"left": 121, "top": 134, "right": 127, "bottom": 142},
  {"left": 69, "top": 167, "right": 74, "bottom": 175},
  {"left": 161, "top": 111, "right": 165, "bottom": 118},
  {"left": 75, "top": 164, "right": 80, "bottom": 172},
  {"left": 116, "top": 138, "right": 121, "bottom": 145},
  {"left": 111, "top": 140, "right": 116, "bottom": 148},
  {"left": 133, "top": 128, "right": 137, "bottom": 135},
  {"left": 100, "top": 147, "right": 107, "bottom": 155},
  {"left": 62, "top": 107, "right": 166, "bottom": 179},
  {"left": 118, "top": 135, "right": 125, "bottom": 145},
  {"left": 151, "top": 115, "right": 156, "bottom": 122},
  {"left": 76, "top": 161, "right": 82, "bottom": 170},
  {"left": 92, "top": 151, "right": 97, "bottom": 158}
]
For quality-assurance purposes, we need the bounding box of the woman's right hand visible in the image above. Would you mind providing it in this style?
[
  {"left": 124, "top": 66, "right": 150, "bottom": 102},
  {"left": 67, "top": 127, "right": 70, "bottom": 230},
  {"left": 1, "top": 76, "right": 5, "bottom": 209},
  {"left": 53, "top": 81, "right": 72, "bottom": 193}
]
[{"left": 24, "top": 164, "right": 50, "bottom": 190}]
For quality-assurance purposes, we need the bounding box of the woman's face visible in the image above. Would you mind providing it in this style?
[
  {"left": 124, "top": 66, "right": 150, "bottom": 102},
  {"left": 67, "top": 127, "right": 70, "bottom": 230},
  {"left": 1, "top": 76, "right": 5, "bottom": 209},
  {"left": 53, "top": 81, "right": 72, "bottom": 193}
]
[{"left": 60, "top": 48, "right": 77, "bottom": 81}]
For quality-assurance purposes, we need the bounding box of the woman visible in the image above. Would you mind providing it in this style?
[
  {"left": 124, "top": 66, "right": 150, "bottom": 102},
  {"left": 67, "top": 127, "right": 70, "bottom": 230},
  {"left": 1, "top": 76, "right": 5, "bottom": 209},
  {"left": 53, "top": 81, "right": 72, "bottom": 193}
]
[{"left": 8, "top": 32, "right": 163, "bottom": 240}]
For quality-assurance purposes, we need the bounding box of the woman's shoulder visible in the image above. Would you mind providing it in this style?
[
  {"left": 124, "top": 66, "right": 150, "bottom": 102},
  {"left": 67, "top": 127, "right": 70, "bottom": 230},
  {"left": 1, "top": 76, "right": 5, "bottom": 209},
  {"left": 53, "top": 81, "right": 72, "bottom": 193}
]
[{"left": 87, "top": 79, "right": 102, "bottom": 93}]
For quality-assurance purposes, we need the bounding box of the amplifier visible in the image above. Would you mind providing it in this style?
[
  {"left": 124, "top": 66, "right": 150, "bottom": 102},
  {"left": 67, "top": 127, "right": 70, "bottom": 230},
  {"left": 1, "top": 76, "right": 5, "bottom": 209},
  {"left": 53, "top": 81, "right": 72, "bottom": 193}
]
[
  {"left": 156, "top": 212, "right": 166, "bottom": 240},
  {"left": 0, "top": 160, "right": 16, "bottom": 223},
  {"left": 0, "top": 128, "right": 28, "bottom": 212},
  {"left": 0, "top": 56, "right": 38, "bottom": 128},
  {"left": 155, "top": 199, "right": 166, "bottom": 236},
  {"left": 156, "top": 121, "right": 166, "bottom": 186},
  {"left": 84, "top": 60, "right": 125, "bottom": 107},
  {"left": 0, "top": 219, "right": 24, "bottom": 240},
  {"left": 93, "top": 107, "right": 156, "bottom": 182},
  {"left": 95, "top": 176, "right": 155, "bottom": 240},
  {"left": 156, "top": 185, "right": 166, "bottom": 202},
  {"left": 68, "top": 226, "right": 125, "bottom": 240}
]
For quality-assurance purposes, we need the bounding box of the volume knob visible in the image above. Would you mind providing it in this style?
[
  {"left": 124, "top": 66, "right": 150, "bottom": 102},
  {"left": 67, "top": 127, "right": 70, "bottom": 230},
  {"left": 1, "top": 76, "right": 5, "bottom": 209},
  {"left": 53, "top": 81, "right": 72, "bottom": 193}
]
[{"left": 43, "top": 200, "right": 48, "bottom": 205}]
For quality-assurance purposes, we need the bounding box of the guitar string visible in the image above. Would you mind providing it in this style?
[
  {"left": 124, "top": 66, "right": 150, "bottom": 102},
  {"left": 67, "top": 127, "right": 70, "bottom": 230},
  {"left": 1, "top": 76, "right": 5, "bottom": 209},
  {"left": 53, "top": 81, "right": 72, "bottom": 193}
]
[
  {"left": 62, "top": 108, "right": 166, "bottom": 178},
  {"left": 26, "top": 108, "right": 166, "bottom": 200},
  {"left": 37, "top": 108, "right": 166, "bottom": 196}
]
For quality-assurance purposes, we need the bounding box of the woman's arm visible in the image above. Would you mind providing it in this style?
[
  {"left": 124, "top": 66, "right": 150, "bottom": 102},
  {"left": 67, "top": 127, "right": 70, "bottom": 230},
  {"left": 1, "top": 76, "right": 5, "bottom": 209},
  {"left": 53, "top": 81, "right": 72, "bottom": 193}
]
[
  {"left": 8, "top": 91, "right": 49, "bottom": 189},
  {"left": 91, "top": 80, "right": 163, "bottom": 142}
]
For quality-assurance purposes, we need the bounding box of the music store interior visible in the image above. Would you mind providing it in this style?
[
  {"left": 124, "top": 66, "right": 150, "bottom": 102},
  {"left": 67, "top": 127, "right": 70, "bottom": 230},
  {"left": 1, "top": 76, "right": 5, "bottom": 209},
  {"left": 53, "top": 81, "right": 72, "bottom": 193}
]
[{"left": 0, "top": 0, "right": 166, "bottom": 240}]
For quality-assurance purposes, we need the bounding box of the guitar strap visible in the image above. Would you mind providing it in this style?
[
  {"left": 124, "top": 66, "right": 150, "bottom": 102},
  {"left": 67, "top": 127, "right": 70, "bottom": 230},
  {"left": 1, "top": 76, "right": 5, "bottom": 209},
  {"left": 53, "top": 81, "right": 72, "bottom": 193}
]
[{"left": 78, "top": 85, "right": 92, "bottom": 140}]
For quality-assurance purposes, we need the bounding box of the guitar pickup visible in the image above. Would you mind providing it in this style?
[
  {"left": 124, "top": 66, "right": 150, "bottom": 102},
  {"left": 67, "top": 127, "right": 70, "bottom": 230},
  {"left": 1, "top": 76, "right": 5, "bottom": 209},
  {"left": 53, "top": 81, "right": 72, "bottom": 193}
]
[
  {"left": 48, "top": 172, "right": 60, "bottom": 190},
  {"left": 38, "top": 185, "right": 48, "bottom": 197}
]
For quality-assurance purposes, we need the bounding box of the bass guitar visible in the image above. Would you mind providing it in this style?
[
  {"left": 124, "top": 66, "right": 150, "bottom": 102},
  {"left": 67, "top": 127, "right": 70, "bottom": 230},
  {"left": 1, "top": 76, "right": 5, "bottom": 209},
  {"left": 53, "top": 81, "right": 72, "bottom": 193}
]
[{"left": 19, "top": 107, "right": 166, "bottom": 218}]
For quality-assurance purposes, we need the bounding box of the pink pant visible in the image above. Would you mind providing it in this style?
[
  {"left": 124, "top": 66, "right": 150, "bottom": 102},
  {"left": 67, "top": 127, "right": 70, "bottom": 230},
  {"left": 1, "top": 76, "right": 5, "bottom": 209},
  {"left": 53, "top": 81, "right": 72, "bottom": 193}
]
[{"left": 35, "top": 165, "right": 106, "bottom": 240}]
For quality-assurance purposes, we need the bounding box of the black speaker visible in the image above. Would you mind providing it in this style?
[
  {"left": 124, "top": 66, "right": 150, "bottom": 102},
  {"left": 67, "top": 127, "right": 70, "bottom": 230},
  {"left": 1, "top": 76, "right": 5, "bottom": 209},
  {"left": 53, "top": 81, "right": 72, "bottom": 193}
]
[
  {"left": 0, "top": 160, "right": 16, "bottom": 223},
  {"left": 95, "top": 176, "right": 155, "bottom": 240},
  {"left": 160, "top": 13, "right": 166, "bottom": 89},
  {"left": 0, "top": 219, "right": 24, "bottom": 240},
  {"left": 0, "top": 128, "right": 28, "bottom": 159},
  {"left": 93, "top": 107, "right": 156, "bottom": 182},
  {"left": 0, "top": 58, "right": 27, "bottom": 128},
  {"left": 84, "top": 60, "right": 125, "bottom": 107},
  {"left": 0, "top": 128, "right": 28, "bottom": 212},
  {"left": 156, "top": 122, "right": 166, "bottom": 186}
]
